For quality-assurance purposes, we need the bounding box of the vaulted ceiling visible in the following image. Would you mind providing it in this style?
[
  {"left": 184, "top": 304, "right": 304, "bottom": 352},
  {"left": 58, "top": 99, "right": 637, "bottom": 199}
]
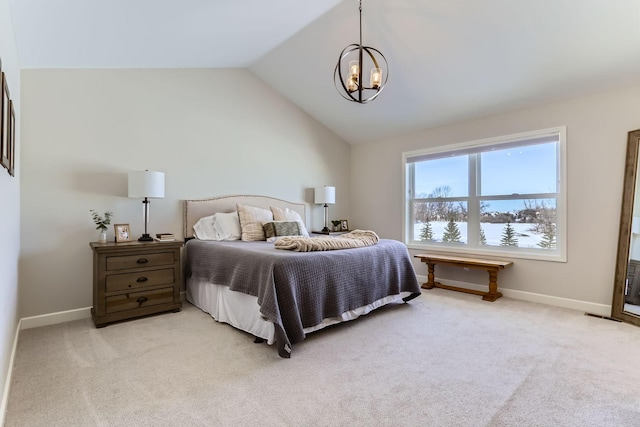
[{"left": 9, "top": 0, "right": 640, "bottom": 144}]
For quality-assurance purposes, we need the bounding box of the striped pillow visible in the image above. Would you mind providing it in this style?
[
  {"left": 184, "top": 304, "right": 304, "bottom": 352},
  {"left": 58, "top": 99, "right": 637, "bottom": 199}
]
[
  {"left": 237, "top": 204, "right": 274, "bottom": 241},
  {"left": 263, "top": 221, "right": 302, "bottom": 241}
]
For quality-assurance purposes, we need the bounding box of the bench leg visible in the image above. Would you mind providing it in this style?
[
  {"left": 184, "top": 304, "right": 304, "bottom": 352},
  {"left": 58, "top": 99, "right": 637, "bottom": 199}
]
[
  {"left": 482, "top": 269, "right": 503, "bottom": 302},
  {"left": 422, "top": 263, "right": 436, "bottom": 289}
]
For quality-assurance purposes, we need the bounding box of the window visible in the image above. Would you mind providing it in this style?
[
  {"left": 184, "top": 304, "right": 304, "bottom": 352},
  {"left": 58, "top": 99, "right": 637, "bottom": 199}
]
[{"left": 403, "top": 127, "right": 566, "bottom": 261}]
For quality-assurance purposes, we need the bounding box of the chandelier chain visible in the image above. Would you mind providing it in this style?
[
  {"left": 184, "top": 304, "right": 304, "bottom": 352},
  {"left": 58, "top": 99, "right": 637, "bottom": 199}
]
[{"left": 334, "top": 0, "right": 388, "bottom": 103}]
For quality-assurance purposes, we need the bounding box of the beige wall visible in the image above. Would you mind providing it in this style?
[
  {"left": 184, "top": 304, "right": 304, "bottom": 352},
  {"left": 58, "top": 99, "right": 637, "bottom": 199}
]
[
  {"left": 20, "top": 68, "right": 351, "bottom": 318},
  {"left": 0, "top": 0, "right": 21, "bottom": 417},
  {"left": 351, "top": 84, "right": 640, "bottom": 309}
]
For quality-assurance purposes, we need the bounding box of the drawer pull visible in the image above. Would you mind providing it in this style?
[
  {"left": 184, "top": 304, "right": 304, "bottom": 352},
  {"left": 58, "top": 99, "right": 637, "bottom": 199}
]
[
  {"left": 137, "top": 296, "right": 148, "bottom": 304},
  {"left": 136, "top": 277, "right": 148, "bottom": 283},
  {"left": 137, "top": 258, "right": 149, "bottom": 264}
]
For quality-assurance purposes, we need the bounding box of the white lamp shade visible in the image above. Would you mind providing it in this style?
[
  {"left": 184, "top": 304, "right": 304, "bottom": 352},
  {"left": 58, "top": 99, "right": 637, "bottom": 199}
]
[
  {"left": 128, "top": 171, "right": 165, "bottom": 199},
  {"left": 314, "top": 186, "right": 336, "bottom": 204}
]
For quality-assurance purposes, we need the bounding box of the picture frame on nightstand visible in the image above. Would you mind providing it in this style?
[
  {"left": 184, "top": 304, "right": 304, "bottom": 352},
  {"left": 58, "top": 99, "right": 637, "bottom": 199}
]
[
  {"left": 340, "top": 219, "right": 349, "bottom": 231},
  {"left": 114, "top": 224, "right": 132, "bottom": 242}
]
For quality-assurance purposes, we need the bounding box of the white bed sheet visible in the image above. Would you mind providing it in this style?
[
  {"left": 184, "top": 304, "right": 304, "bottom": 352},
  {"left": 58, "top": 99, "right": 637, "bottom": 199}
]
[{"left": 186, "top": 277, "right": 413, "bottom": 346}]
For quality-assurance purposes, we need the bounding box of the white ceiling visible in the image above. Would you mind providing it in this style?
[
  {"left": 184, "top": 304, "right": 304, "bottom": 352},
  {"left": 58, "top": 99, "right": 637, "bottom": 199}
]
[
  {"left": 9, "top": 0, "right": 344, "bottom": 68},
  {"left": 9, "top": 0, "right": 640, "bottom": 144}
]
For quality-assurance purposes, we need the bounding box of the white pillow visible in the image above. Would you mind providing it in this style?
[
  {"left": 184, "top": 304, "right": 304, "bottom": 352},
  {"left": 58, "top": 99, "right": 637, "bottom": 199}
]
[
  {"left": 193, "top": 212, "right": 241, "bottom": 241},
  {"left": 270, "top": 206, "right": 309, "bottom": 237},
  {"left": 237, "top": 204, "right": 274, "bottom": 241},
  {"left": 212, "top": 212, "right": 241, "bottom": 241},
  {"left": 193, "top": 215, "right": 217, "bottom": 240}
]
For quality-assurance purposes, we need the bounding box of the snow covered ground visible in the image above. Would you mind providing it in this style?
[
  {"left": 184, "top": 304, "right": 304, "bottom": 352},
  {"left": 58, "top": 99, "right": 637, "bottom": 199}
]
[{"left": 414, "top": 221, "right": 543, "bottom": 248}]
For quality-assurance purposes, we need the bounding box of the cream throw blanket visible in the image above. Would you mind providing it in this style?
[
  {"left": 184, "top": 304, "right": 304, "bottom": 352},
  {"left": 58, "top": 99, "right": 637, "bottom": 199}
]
[{"left": 275, "top": 230, "right": 379, "bottom": 252}]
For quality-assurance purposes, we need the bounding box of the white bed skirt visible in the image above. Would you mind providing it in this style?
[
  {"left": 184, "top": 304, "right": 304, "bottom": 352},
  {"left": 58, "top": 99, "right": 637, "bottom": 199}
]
[{"left": 186, "top": 278, "right": 413, "bottom": 346}]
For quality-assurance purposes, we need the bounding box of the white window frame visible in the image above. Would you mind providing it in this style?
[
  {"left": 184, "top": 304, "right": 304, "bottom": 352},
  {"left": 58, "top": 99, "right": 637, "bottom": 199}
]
[{"left": 402, "top": 126, "right": 567, "bottom": 262}]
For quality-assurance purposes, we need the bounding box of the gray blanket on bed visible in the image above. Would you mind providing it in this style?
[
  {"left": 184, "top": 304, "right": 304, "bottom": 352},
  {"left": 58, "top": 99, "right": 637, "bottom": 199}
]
[{"left": 185, "top": 239, "right": 421, "bottom": 357}]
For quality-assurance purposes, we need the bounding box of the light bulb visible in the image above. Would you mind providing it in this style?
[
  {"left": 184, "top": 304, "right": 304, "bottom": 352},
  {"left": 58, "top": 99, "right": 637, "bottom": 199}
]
[
  {"left": 347, "top": 77, "right": 358, "bottom": 92},
  {"left": 349, "top": 60, "right": 360, "bottom": 79},
  {"left": 370, "top": 68, "right": 382, "bottom": 89}
]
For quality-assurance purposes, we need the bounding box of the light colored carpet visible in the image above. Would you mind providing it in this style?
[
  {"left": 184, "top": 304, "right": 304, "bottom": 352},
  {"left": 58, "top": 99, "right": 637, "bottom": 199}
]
[{"left": 5, "top": 289, "right": 640, "bottom": 427}]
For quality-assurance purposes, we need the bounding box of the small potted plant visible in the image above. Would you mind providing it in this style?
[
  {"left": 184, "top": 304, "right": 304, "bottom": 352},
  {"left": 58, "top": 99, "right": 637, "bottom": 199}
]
[
  {"left": 90, "top": 210, "right": 113, "bottom": 243},
  {"left": 331, "top": 220, "right": 341, "bottom": 232}
]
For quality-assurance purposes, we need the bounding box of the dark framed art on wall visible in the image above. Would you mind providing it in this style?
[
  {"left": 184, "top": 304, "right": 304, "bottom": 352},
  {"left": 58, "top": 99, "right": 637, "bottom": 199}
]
[
  {"left": 8, "top": 99, "right": 15, "bottom": 176},
  {"left": 0, "top": 72, "right": 9, "bottom": 172}
]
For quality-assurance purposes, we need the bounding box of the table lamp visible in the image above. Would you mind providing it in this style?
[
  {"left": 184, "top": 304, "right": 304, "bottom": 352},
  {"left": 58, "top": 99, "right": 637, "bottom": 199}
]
[
  {"left": 128, "top": 170, "right": 165, "bottom": 241},
  {"left": 314, "top": 186, "right": 336, "bottom": 233}
]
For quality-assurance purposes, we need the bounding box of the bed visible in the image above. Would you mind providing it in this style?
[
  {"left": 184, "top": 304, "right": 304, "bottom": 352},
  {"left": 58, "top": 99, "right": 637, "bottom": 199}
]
[{"left": 183, "top": 195, "right": 421, "bottom": 357}]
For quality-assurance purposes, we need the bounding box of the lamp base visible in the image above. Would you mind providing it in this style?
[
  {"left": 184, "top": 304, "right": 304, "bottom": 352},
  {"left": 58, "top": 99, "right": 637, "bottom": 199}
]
[
  {"left": 321, "top": 227, "right": 330, "bottom": 233},
  {"left": 138, "top": 234, "right": 154, "bottom": 242}
]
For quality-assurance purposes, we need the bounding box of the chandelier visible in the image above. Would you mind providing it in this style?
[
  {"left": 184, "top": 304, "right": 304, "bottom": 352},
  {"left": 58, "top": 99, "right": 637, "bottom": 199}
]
[{"left": 334, "top": 0, "right": 389, "bottom": 103}]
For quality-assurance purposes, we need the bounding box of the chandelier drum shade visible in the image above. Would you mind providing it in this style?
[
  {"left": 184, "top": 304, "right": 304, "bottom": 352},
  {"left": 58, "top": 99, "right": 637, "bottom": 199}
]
[{"left": 334, "top": 0, "right": 388, "bottom": 104}]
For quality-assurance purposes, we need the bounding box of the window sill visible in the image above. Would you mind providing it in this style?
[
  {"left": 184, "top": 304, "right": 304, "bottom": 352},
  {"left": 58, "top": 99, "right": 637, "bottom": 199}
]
[{"left": 406, "top": 242, "right": 566, "bottom": 263}]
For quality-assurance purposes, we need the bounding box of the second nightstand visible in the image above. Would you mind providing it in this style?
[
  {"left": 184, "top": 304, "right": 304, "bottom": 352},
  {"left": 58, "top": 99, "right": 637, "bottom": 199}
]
[{"left": 311, "top": 230, "right": 349, "bottom": 236}]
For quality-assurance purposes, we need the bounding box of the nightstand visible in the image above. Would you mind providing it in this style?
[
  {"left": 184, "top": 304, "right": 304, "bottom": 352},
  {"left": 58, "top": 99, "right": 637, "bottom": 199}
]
[
  {"left": 312, "top": 230, "right": 349, "bottom": 236},
  {"left": 90, "top": 240, "right": 183, "bottom": 327}
]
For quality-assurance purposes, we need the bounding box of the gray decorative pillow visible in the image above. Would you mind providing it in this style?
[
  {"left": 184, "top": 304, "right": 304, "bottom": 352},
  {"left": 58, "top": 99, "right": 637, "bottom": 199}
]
[
  {"left": 270, "top": 206, "right": 309, "bottom": 237},
  {"left": 263, "top": 221, "right": 302, "bottom": 240}
]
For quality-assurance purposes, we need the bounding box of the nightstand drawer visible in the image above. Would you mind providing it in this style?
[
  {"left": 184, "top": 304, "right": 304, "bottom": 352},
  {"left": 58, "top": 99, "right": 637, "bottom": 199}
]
[
  {"left": 105, "top": 268, "right": 175, "bottom": 292},
  {"left": 105, "top": 287, "right": 174, "bottom": 314},
  {"left": 106, "top": 252, "right": 174, "bottom": 271}
]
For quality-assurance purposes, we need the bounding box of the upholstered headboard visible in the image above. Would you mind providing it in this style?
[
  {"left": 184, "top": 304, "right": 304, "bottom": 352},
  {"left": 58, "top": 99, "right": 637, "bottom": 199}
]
[{"left": 183, "top": 195, "right": 308, "bottom": 239}]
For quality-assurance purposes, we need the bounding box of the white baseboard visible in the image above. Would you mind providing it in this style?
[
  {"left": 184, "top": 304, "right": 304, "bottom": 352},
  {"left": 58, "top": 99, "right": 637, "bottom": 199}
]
[
  {"left": 3, "top": 308, "right": 92, "bottom": 422},
  {"left": 19, "top": 296, "right": 189, "bottom": 331},
  {"left": 0, "top": 318, "right": 21, "bottom": 427},
  {"left": 416, "top": 275, "right": 611, "bottom": 317},
  {"left": 16, "top": 279, "right": 612, "bottom": 330},
  {"left": 14, "top": 279, "right": 612, "bottom": 330},
  {"left": 20, "top": 307, "right": 92, "bottom": 330}
]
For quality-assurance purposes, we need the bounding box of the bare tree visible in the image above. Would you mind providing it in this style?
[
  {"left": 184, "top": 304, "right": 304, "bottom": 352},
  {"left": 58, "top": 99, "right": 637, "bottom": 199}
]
[{"left": 426, "top": 186, "right": 454, "bottom": 220}]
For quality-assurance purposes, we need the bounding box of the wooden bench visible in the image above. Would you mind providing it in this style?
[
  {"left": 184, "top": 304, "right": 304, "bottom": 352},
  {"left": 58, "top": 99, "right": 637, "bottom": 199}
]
[{"left": 414, "top": 254, "right": 513, "bottom": 302}]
